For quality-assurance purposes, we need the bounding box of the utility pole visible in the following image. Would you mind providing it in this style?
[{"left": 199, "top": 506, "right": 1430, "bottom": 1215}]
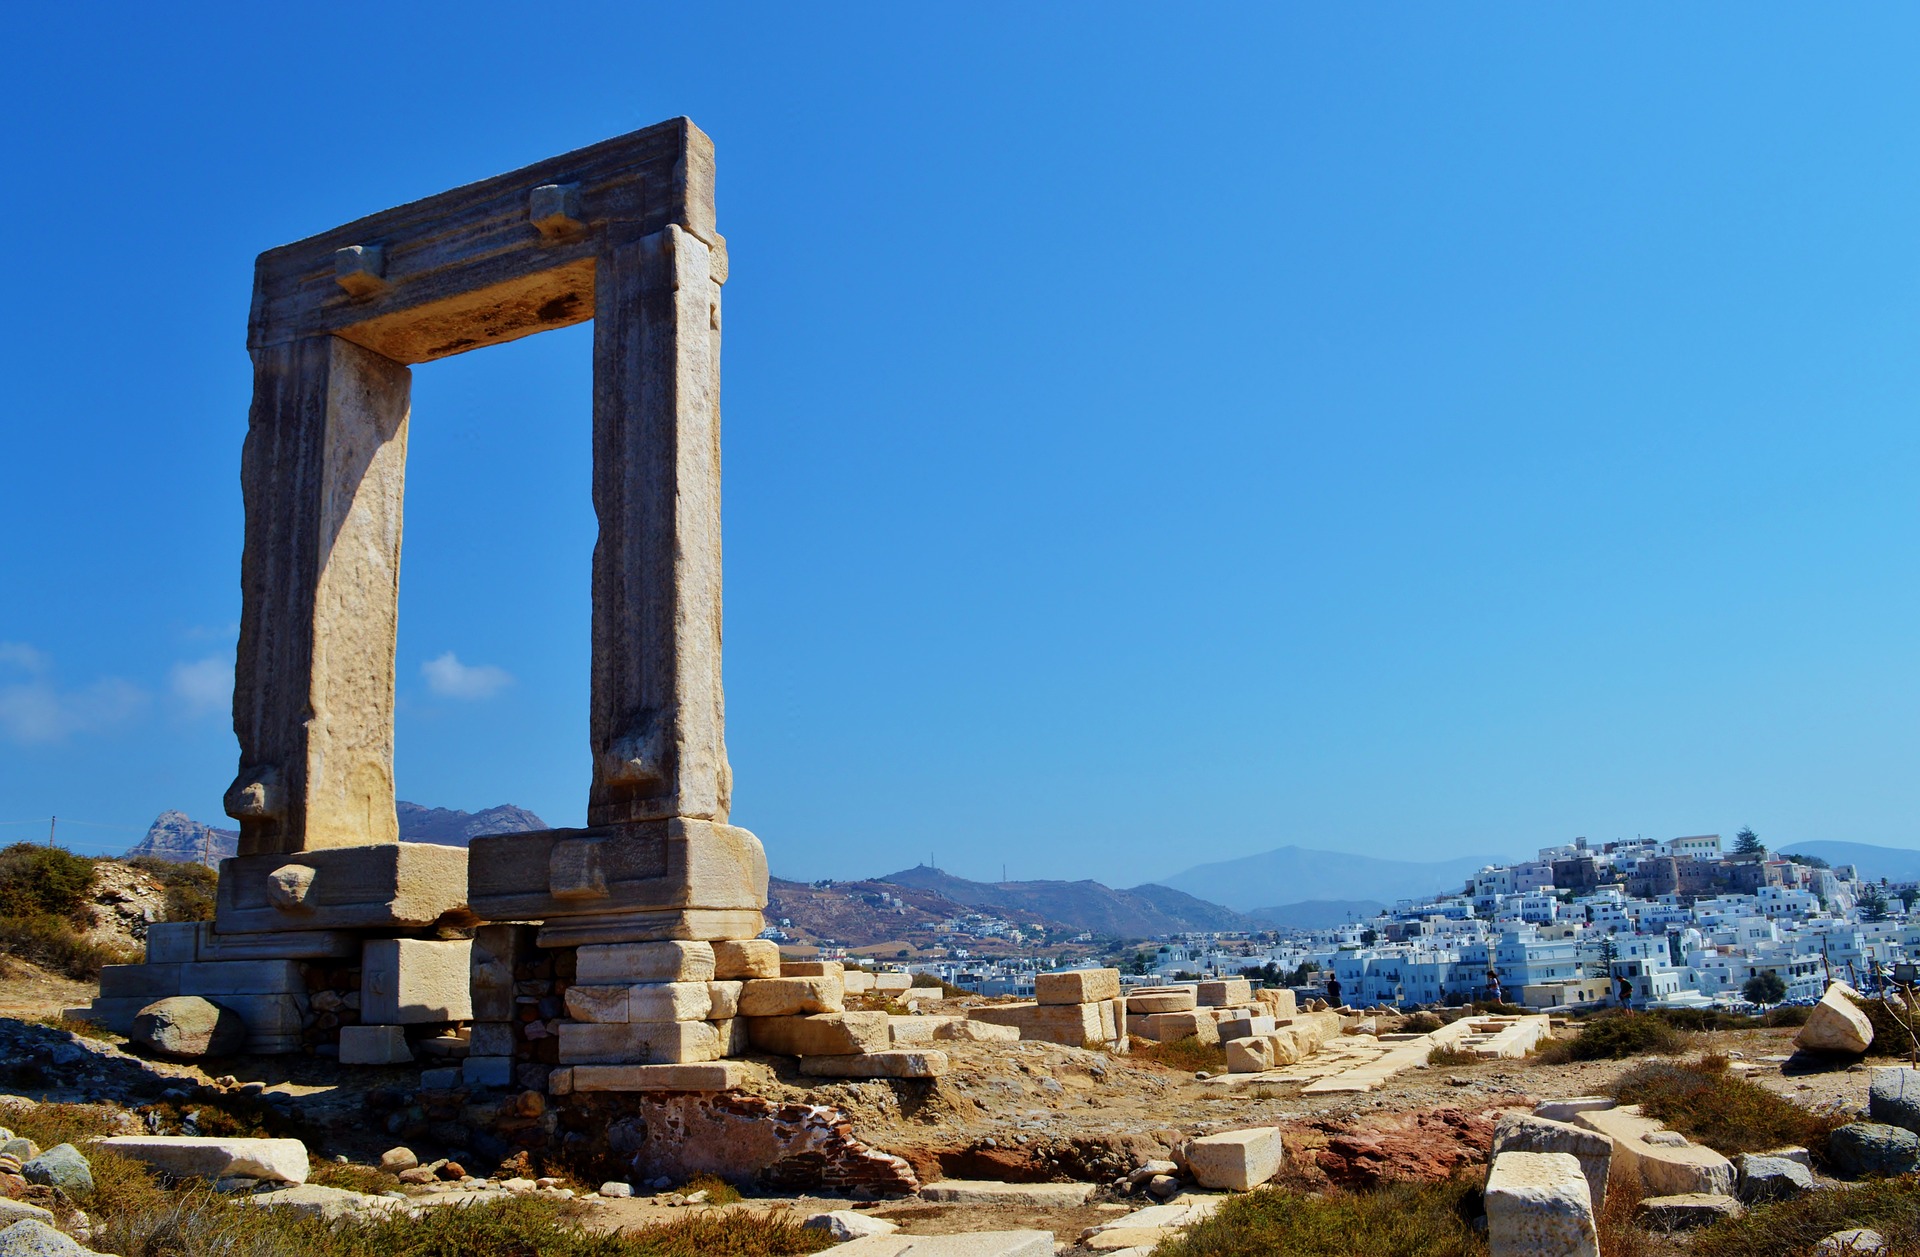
[{"left": 48, "top": 815, "right": 55, "bottom": 848}]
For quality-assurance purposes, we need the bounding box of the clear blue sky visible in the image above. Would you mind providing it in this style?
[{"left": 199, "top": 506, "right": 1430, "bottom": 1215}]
[{"left": 4, "top": 6, "right": 1920, "bottom": 884}]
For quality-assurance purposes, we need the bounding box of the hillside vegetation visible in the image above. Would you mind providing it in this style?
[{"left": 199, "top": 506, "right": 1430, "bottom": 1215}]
[{"left": 0, "top": 845, "right": 212, "bottom": 979}]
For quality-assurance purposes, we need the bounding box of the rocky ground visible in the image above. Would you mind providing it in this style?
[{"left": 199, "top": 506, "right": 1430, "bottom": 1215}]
[{"left": 0, "top": 981, "right": 1890, "bottom": 1255}]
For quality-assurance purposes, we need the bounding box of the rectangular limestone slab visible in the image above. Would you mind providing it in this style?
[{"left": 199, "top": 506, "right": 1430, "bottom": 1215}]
[
  {"left": 1127, "top": 987, "right": 1197, "bottom": 1014},
  {"left": 969, "top": 1002, "right": 1110, "bottom": 1046},
  {"left": 338, "top": 1025, "right": 413, "bottom": 1065},
  {"left": 1184, "top": 1127, "right": 1284, "bottom": 1191},
  {"left": 1036, "top": 969, "right": 1121, "bottom": 1006},
  {"left": 466, "top": 820, "right": 767, "bottom": 925},
  {"left": 799, "top": 1050, "right": 949, "bottom": 1079},
  {"left": 713, "top": 939, "right": 780, "bottom": 979},
  {"left": 1197, "top": 979, "right": 1253, "bottom": 1007},
  {"left": 182, "top": 960, "right": 306, "bottom": 996},
  {"left": 468, "top": 1022, "right": 517, "bottom": 1056},
  {"left": 361, "top": 939, "right": 473, "bottom": 1025},
  {"left": 557, "top": 1019, "right": 723, "bottom": 1064},
  {"left": 626, "top": 982, "right": 713, "bottom": 1021},
  {"left": 781, "top": 960, "right": 843, "bottom": 978},
  {"left": 100, "top": 964, "right": 183, "bottom": 1002},
  {"left": 1485, "top": 1151, "right": 1600, "bottom": 1257},
  {"left": 1142, "top": 1010, "right": 1220, "bottom": 1045},
  {"left": 94, "top": 1136, "right": 310, "bottom": 1185},
  {"left": 746, "top": 1012, "right": 891, "bottom": 1056},
  {"left": 567, "top": 1062, "right": 754, "bottom": 1092},
  {"left": 215, "top": 842, "right": 469, "bottom": 933},
  {"left": 464, "top": 1056, "right": 514, "bottom": 1088},
  {"left": 537, "top": 908, "right": 764, "bottom": 947},
  {"left": 576, "top": 940, "right": 715, "bottom": 983},
  {"left": 738, "top": 976, "right": 844, "bottom": 1017},
  {"left": 192, "top": 923, "right": 360, "bottom": 961}
]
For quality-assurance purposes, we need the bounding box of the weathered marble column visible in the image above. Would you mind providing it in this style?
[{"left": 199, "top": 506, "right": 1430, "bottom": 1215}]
[{"left": 227, "top": 335, "right": 410, "bottom": 855}]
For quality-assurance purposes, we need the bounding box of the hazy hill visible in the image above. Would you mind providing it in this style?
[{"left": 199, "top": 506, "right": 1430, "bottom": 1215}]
[
  {"left": 1779, "top": 841, "right": 1920, "bottom": 883},
  {"left": 127, "top": 801, "right": 548, "bottom": 864},
  {"left": 394, "top": 801, "right": 548, "bottom": 846},
  {"left": 1245, "top": 899, "right": 1389, "bottom": 930},
  {"left": 878, "top": 865, "right": 1254, "bottom": 936},
  {"left": 1159, "top": 844, "right": 1508, "bottom": 913}
]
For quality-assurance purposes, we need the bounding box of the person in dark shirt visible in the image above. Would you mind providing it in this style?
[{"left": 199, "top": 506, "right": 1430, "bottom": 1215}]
[{"left": 1326, "top": 977, "right": 1343, "bottom": 1007}]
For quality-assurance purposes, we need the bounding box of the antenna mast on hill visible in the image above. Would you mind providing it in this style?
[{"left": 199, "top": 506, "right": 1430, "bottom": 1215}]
[{"left": 48, "top": 816, "right": 55, "bottom": 848}]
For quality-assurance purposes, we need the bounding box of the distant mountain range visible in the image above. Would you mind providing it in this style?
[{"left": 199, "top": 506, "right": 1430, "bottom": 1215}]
[
  {"left": 1779, "top": 841, "right": 1920, "bottom": 883},
  {"left": 1158, "top": 844, "right": 1509, "bottom": 913},
  {"left": 877, "top": 865, "right": 1253, "bottom": 936},
  {"left": 127, "top": 801, "right": 549, "bottom": 865}
]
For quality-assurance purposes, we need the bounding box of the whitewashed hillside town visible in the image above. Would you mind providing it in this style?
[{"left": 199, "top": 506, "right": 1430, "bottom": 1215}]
[{"left": 881, "top": 834, "right": 1920, "bottom": 1012}]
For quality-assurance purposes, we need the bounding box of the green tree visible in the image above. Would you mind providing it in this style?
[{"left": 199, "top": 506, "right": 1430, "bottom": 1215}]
[
  {"left": 1360, "top": 928, "right": 1379, "bottom": 946},
  {"left": 1899, "top": 886, "right": 1919, "bottom": 913},
  {"left": 1733, "top": 827, "right": 1765, "bottom": 855},
  {"left": 1742, "top": 971, "right": 1787, "bottom": 1004},
  {"left": 1860, "top": 883, "right": 1889, "bottom": 923}
]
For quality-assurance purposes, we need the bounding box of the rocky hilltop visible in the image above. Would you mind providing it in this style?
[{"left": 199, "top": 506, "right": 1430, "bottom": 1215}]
[
  {"left": 879, "top": 865, "right": 1254, "bottom": 937},
  {"left": 125, "top": 811, "right": 238, "bottom": 867},
  {"left": 126, "top": 801, "right": 548, "bottom": 865}
]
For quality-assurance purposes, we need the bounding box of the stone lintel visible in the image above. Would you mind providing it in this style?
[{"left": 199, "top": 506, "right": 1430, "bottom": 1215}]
[
  {"left": 250, "top": 118, "right": 718, "bottom": 361},
  {"left": 215, "top": 841, "right": 470, "bottom": 934}
]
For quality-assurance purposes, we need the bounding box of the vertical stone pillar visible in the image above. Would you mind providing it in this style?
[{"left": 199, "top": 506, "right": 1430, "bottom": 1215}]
[
  {"left": 589, "top": 224, "right": 729, "bottom": 827},
  {"left": 228, "top": 336, "right": 411, "bottom": 855}
]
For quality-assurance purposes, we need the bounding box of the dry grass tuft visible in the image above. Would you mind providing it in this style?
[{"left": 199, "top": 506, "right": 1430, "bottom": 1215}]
[
  {"left": 1687, "top": 1176, "right": 1920, "bottom": 1257},
  {"left": 1129, "top": 1034, "right": 1229, "bottom": 1074},
  {"left": 1150, "top": 1177, "right": 1488, "bottom": 1257},
  {"left": 1610, "top": 1057, "right": 1844, "bottom": 1160},
  {"left": 1532, "top": 1012, "right": 1687, "bottom": 1064}
]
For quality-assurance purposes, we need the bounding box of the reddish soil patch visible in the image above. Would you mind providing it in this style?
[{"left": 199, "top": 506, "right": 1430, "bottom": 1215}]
[{"left": 1286, "top": 1106, "right": 1497, "bottom": 1190}]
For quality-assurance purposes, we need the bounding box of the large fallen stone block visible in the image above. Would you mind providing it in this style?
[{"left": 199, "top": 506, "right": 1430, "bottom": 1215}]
[
  {"left": 1484, "top": 1151, "right": 1599, "bottom": 1257},
  {"left": 737, "top": 977, "right": 843, "bottom": 1017},
  {"left": 799, "top": 1051, "right": 949, "bottom": 1079},
  {"left": 712, "top": 939, "right": 780, "bottom": 980},
  {"left": 1225, "top": 1036, "right": 1275, "bottom": 1074},
  {"left": 131, "top": 997, "right": 248, "bottom": 1059},
  {"left": 361, "top": 939, "right": 472, "bottom": 1025},
  {"left": 1827, "top": 1122, "right": 1920, "bottom": 1178},
  {"left": 1492, "top": 1112, "right": 1612, "bottom": 1212},
  {"left": 1869, "top": 1067, "right": 1920, "bottom": 1136},
  {"left": 1796, "top": 983, "right": 1874, "bottom": 1055},
  {"left": 968, "top": 1002, "right": 1111, "bottom": 1045},
  {"left": 1036, "top": 969, "right": 1120, "bottom": 1005},
  {"left": 1573, "top": 1106, "right": 1734, "bottom": 1197},
  {"left": 576, "top": 940, "right": 715, "bottom": 984},
  {"left": 804, "top": 1210, "right": 900, "bottom": 1241},
  {"left": 95, "top": 1136, "right": 309, "bottom": 1184},
  {"left": 1182, "top": 1127, "right": 1283, "bottom": 1191},
  {"left": 1533, "top": 1097, "right": 1615, "bottom": 1123},
  {"left": 1141, "top": 1011, "right": 1219, "bottom": 1045},
  {"left": 747, "top": 1012, "right": 891, "bottom": 1056},
  {"left": 556, "top": 1020, "right": 723, "bottom": 1064}
]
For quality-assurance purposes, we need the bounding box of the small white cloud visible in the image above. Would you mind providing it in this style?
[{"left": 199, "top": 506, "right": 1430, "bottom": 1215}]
[
  {"left": 170, "top": 656, "right": 231, "bottom": 715},
  {"left": 422, "top": 651, "right": 513, "bottom": 700},
  {"left": 0, "top": 672, "right": 148, "bottom": 744},
  {"left": 0, "top": 642, "right": 50, "bottom": 675}
]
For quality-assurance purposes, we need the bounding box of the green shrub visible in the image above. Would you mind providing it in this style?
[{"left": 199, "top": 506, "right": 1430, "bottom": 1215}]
[
  {"left": 1611, "top": 1058, "right": 1844, "bottom": 1160},
  {"left": 1848, "top": 995, "right": 1920, "bottom": 1059},
  {"left": 1536, "top": 1011, "right": 1687, "bottom": 1063},
  {"left": 1762, "top": 1004, "right": 1810, "bottom": 1028},
  {"left": 0, "top": 914, "right": 137, "bottom": 979},
  {"left": 128, "top": 857, "right": 219, "bottom": 922},
  {"left": 1427, "top": 1046, "right": 1481, "bottom": 1067},
  {"left": 1687, "top": 1176, "right": 1920, "bottom": 1257},
  {"left": 1150, "top": 1177, "right": 1487, "bottom": 1257},
  {"left": 0, "top": 843, "right": 97, "bottom": 918},
  {"left": 1400, "top": 1012, "right": 1444, "bottom": 1034}
]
